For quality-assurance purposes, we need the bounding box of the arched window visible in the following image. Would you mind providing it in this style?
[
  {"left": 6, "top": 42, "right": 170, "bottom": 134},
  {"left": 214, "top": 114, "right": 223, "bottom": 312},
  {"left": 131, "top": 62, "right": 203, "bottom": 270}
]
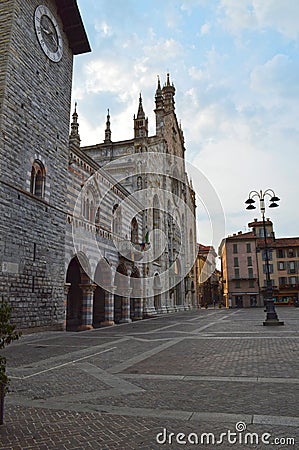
[
  {"left": 82, "top": 190, "right": 95, "bottom": 222},
  {"left": 153, "top": 195, "right": 160, "bottom": 229},
  {"left": 95, "top": 207, "right": 100, "bottom": 225},
  {"left": 153, "top": 195, "right": 160, "bottom": 260},
  {"left": 86, "top": 198, "right": 90, "bottom": 220},
  {"left": 189, "top": 229, "right": 194, "bottom": 264},
  {"left": 30, "top": 160, "right": 45, "bottom": 198},
  {"left": 131, "top": 217, "right": 139, "bottom": 243},
  {"left": 172, "top": 169, "right": 180, "bottom": 201},
  {"left": 112, "top": 204, "right": 122, "bottom": 235},
  {"left": 90, "top": 200, "right": 95, "bottom": 222}
]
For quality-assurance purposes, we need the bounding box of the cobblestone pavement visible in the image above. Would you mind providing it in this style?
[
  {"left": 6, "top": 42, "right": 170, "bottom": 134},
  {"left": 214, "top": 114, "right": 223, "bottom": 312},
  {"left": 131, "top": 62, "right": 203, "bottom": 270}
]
[{"left": 1, "top": 308, "right": 298, "bottom": 449}]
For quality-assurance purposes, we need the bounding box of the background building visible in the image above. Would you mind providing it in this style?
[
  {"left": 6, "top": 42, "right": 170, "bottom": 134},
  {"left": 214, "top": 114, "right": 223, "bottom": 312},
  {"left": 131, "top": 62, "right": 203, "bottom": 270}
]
[
  {"left": 219, "top": 219, "right": 299, "bottom": 308},
  {"left": 196, "top": 244, "right": 221, "bottom": 307}
]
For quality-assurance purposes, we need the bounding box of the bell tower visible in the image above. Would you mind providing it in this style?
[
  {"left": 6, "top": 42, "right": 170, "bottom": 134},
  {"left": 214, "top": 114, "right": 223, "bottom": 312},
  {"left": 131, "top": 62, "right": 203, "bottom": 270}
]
[{"left": 0, "top": 0, "right": 90, "bottom": 330}]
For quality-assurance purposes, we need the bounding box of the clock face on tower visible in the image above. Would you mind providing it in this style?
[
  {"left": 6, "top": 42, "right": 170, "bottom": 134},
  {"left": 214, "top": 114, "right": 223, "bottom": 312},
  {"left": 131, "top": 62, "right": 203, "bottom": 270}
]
[{"left": 34, "top": 5, "right": 63, "bottom": 62}]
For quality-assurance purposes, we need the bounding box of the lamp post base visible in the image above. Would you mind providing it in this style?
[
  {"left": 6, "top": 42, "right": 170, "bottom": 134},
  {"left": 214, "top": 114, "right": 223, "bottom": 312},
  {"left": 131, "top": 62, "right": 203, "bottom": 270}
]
[
  {"left": 263, "top": 319, "right": 284, "bottom": 326},
  {"left": 263, "top": 299, "right": 284, "bottom": 326}
]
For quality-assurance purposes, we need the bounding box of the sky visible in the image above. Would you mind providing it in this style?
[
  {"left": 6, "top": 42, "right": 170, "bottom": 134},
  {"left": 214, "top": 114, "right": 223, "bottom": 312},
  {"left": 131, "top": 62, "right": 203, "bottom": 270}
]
[{"left": 73, "top": 0, "right": 299, "bottom": 251}]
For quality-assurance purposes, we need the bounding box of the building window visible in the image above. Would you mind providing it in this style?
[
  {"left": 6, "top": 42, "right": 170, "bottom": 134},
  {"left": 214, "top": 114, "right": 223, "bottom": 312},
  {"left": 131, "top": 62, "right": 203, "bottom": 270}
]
[
  {"left": 262, "top": 249, "right": 272, "bottom": 261},
  {"left": 263, "top": 264, "right": 273, "bottom": 274},
  {"left": 235, "top": 280, "right": 240, "bottom": 288},
  {"left": 288, "top": 248, "right": 295, "bottom": 258},
  {"left": 112, "top": 204, "right": 122, "bottom": 235},
  {"left": 233, "top": 244, "right": 238, "bottom": 254},
  {"left": 247, "top": 256, "right": 252, "bottom": 266},
  {"left": 82, "top": 193, "right": 95, "bottom": 222},
  {"left": 95, "top": 207, "right": 100, "bottom": 225},
  {"left": 246, "top": 243, "right": 251, "bottom": 253},
  {"left": 172, "top": 175, "right": 180, "bottom": 198},
  {"left": 153, "top": 195, "right": 160, "bottom": 260},
  {"left": 234, "top": 268, "right": 240, "bottom": 279},
  {"left": 234, "top": 257, "right": 239, "bottom": 267},
  {"left": 288, "top": 261, "right": 296, "bottom": 274},
  {"left": 277, "top": 249, "right": 285, "bottom": 258},
  {"left": 249, "top": 280, "right": 254, "bottom": 288},
  {"left": 30, "top": 160, "right": 45, "bottom": 198},
  {"left": 131, "top": 217, "right": 139, "bottom": 243},
  {"left": 289, "top": 276, "right": 298, "bottom": 286},
  {"left": 278, "top": 261, "right": 285, "bottom": 271},
  {"left": 248, "top": 267, "right": 253, "bottom": 279},
  {"left": 279, "top": 277, "right": 287, "bottom": 286}
]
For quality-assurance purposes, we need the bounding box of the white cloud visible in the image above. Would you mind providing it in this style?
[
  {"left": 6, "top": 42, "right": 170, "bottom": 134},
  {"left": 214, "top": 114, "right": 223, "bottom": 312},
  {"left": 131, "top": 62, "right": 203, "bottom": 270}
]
[
  {"left": 250, "top": 54, "right": 299, "bottom": 101},
  {"left": 94, "top": 19, "right": 113, "bottom": 37},
  {"left": 143, "top": 38, "right": 184, "bottom": 62},
  {"left": 218, "top": 0, "right": 256, "bottom": 34},
  {"left": 253, "top": 0, "right": 299, "bottom": 40},
  {"left": 188, "top": 67, "right": 205, "bottom": 81},
  {"left": 219, "top": 0, "right": 299, "bottom": 40},
  {"left": 200, "top": 23, "right": 211, "bottom": 35}
]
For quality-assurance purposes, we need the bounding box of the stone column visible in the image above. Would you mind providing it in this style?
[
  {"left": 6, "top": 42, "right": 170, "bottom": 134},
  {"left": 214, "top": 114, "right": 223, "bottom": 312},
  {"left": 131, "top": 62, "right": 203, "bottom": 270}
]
[
  {"left": 120, "top": 289, "right": 132, "bottom": 323},
  {"left": 78, "top": 283, "right": 96, "bottom": 331},
  {"left": 143, "top": 296, "right": 157, "bottom": 317},
  {"left": 63, "top": 283, "right": 71, "bottom": 331},
  {"left": 101, "top": 286, "right": 116, "bottom": 327},
  {"left": 132, "top": 290, "right": 143, "bottom": 320}
]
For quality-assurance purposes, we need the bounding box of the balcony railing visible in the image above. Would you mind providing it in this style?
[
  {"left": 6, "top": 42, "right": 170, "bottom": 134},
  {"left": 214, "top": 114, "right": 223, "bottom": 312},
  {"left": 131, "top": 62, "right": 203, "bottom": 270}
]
[{"left": 279, "top": 284, "right": 299, "bottom": 290}]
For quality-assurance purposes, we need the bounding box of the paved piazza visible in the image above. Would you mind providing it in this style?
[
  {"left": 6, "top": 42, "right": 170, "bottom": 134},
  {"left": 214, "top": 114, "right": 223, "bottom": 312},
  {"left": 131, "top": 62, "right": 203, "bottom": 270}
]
[{"left": 1, "top": 308, "right": 298, "bottom": 449}]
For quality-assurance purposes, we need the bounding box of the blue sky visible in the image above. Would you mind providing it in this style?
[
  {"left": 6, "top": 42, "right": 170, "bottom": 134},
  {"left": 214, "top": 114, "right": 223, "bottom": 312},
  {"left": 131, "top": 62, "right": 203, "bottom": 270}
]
[{"left": 73, "top": 0, "right": 299, "bottom": 248}]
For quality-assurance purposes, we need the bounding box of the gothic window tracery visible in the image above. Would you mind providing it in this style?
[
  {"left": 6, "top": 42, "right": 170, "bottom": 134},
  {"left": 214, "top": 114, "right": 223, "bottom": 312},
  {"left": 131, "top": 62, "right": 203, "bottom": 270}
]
[
  {"left": 131, "top": 217, "right": 139, "bottom": 243},
  {"left": 112, "top": 204, "right": 122, "bottom": 235},
  {"left": 82, "top": 190, "right": 95, "bottom": 222}
]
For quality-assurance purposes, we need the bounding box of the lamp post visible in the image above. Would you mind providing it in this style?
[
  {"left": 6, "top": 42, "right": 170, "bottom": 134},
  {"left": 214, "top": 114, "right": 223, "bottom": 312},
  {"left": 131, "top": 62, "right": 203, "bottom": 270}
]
[{"left": 245, "top": 189, "right": 284, "bottom": 326}]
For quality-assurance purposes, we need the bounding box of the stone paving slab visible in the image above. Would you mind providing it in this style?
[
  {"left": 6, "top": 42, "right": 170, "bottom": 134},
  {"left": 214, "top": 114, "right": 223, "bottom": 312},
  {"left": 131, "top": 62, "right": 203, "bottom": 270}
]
[
  {"left": 84, "top": 378, "right": 297, "bottom": 417},
  {"left": 121, "top": 337, "right": 299, "bottom": 378},
  {"left": 1, "top": 405, "right": 298, "bottom": 450},
  {"left": 1, "top": 308, "right": 298, "bottom": 449}
]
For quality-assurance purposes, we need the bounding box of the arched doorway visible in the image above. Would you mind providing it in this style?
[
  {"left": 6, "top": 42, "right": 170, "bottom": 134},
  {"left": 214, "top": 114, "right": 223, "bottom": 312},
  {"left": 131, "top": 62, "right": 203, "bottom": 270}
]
[
  {"left": 114, "top": 262, "right": 128, "bottom": 323},
  {"left": 154, "top": 273, "right": 162, "bottom": 311},
  {"left": 130, "top": 265, "right": 140, "bottom": 320},
  {"left": 66, "top": 257, "right": 83, "bottom": 331},
  {"left": 173, "top": 259, "right": 183, "bottom": 309},
  {"left": 93, "top": 286, "right": 105, "bottom": 328},
  {"left": 93, "top": 259, "right": 112, "bottom": 327}
]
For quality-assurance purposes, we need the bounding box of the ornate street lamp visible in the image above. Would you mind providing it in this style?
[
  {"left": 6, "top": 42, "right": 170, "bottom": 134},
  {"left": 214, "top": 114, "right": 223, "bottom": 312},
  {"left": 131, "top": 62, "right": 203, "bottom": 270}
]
[{"left": 245, "top": 189, "right": 284, "bottom": 326}]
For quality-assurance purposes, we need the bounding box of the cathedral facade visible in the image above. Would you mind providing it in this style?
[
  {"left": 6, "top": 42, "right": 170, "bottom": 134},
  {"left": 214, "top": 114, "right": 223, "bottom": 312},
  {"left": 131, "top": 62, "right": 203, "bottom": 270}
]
[{"left": 0, "top": 0, "right": 197, "bottom": 331}]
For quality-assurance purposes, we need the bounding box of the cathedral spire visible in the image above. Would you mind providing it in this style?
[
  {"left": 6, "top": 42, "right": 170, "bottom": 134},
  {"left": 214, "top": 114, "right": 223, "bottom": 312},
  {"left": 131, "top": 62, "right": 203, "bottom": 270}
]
[
  {"left": 155, "top": 75, "right": 163, "bottom": 106},
  {"left": 134, "top": 93, "right": 148, "bottom": 138},
  {"left": 104, "top": 108, "right": 112, "bottom": 143},
  {"left": 155, "top": 75, "right": 164, "bottom": 136},
  {"left": 137, "top": 93, "right": 145, "bottom": 119},
  {"left": 70, "top": 102, "right": 80, "bottom": 144}
]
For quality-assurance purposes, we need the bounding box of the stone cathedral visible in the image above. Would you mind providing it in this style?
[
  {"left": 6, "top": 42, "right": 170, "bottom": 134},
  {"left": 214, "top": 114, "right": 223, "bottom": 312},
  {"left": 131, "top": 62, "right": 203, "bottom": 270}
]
[{"left": 0, "top": 0, "right": 197, "bottom": 332}]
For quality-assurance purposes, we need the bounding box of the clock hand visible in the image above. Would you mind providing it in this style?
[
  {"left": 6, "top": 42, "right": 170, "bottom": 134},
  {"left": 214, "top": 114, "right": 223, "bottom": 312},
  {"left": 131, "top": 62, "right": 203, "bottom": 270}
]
[
  {"left": 50, "top": 34, "right": 58, "bottom": 46},
  {"left": 41, "top": 25, "right": 51, "bottom": 35}
]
